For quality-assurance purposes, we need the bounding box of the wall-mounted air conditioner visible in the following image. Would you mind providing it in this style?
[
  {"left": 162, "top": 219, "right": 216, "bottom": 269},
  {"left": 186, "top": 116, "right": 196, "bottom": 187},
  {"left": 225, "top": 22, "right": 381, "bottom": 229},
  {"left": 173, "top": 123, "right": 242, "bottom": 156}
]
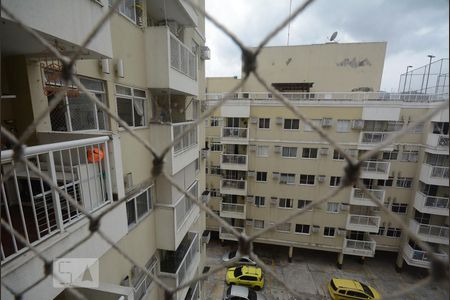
[
  {"left": 321, "top": 118, "right": 333, "bottom": 127},
  {"left": 249, "top": 144, "right": 257, "bottom": 151},
  {"left": 248, "top": 170, "right": 256, "bottom": 177},
  {"left": 317, "top": 175, "right": 326, "bottom": 183},
  {"left": 272, "top": 172, "right": 280, "bottom": 180},
  {"left": 351, "top": 119, "right": 364, "bottom": 129},
  {"left": 276, "top": 117, "right": 283, "bottom": 125},
  {"left": 319, "top": 148, "right": 329, "bottom": 156},
  {"left": 250, "top": 117, "right": 258, "bottom": 124},
  {"left": 274, "top": 145, "right": 281, "bottom": 153},
  {"left": 311, "top": 225, "right": 320, "bottom": 233}
]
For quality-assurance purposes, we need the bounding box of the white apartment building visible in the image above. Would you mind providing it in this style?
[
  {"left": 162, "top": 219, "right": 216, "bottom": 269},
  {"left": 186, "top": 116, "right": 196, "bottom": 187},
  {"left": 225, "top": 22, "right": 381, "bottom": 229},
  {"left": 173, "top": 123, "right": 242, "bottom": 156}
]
[
  {"left": 204, "top": 42, "right": 449, "bottom": 270},
  {"left": 1, "top": 0, "right": 209, "bottom": 299}
]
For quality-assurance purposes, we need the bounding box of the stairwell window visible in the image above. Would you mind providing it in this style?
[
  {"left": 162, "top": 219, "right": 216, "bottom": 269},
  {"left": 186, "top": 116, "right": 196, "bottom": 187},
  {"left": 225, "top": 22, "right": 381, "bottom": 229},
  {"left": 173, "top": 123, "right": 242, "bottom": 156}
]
[{"left": 116, "top": 85, "right": 147, "bottom": 128}]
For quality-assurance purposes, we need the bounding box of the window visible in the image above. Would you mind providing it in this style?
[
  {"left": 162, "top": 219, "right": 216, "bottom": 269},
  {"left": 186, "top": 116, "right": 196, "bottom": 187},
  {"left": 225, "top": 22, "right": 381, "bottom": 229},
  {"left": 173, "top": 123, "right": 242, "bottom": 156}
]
[
  {"left": 333, "top": 149, "right": 345, "bottom": 160},
  {"left": 298, "top": 199, "right": 312, "bottom": 210},
  {"left": 282, "top": 147, "right": 297, "bottom": 158},
  {"left": 279, "top": 198, "right": 294, "bottom": 208},
  {"left": 117, "top": 0, "right": 137, "bottom": 23},
  {"left": 336, "top": 120, "right": 351, "bottom": 132},
  {"left": 254, "top": 196, "right": 265, "bottom": 207},
  {"left": 209, "top": 189, "right": 220, "bottom": 197},
  {"left": 276, "top": 223, "right": 291, "bottom": 232},
  {"left": 210, "top": 117, "right": 221, "bottom": 127},
  {"left": 346, "top": 291, "right": 368, "bottom": 299},
  {"left": 323, "top": 227, "right": 336, "bottom": 237},
  {"left": 256, "top": 171, "right": 267, "bottom": 182},
  {"left": 209, "top": 166, "right": 221, "bottom": 175},
  {"left": 256, "top": 145, "right": 269, "bottom": 157},
  {"left": 254, "top": 219, "right": 264, "bottom": 229},
  {"left": 432, "top": 122, "right": 449, "bottom": 134},
  {"left": 382, "top": 151, "right": 398, "bottom": 160},
  {"left": 371, "top": 226, "right": 385, "bottom": 236},
  {"left": 258, "top": 118, "right": 270, "bottom": 129},
  {"left": 210, "top": 143, "right": 222, "bottom": 152},
  {"left": 116, "top": 85, "right": 147, "bottom": 127},
  {"left": 304, "top": 119, "right": 321, "bottom": 132},
  {"left": 377, "top": 177, "right": 394, "bottom": 187},
  {"left": 408, "top": 122, "right": 424, "bottom": 133},
  {"left": 326, "top": 202, "right": 340, "bottom": 213},
  {"left": 400, "top": 151, "right": 419, "bottom": 162},
  {"left": 387, "top": 121, "right": 404, "bottom": 131},
  {"left": 299, "top": 174, "right": 315, "bottom": 185},
  {"left": 132, "top": 255, "right": 157, "bottom": 300},
  {"left": 302, "top": 148, "right": 318, "bottom": 158},
  {"left": 330, "top": 176, "right": 341, "bottom": 187},
  {"left": 396, "top": 177, "right": 413, "bottom": 188},
  {"left": 284, "top": 118, "right": 300, "bottom": 130},
  {"left": 280, "top": 173, "right": 295, "bottom": 184},
  {"left": 295, "top": 224, "right": 310, "bottom": 234},
  {"left": 126, "top": 186, "right": 153, "bottom": 227},
  {"left": 391, "top": 203, "right": 408, "bottom": 214},
  {"left": 49, "top": 77, "right": 108, "bottom": 132},
  {"left": 386, "top": 227, "right": 402, "bottom": 238}
]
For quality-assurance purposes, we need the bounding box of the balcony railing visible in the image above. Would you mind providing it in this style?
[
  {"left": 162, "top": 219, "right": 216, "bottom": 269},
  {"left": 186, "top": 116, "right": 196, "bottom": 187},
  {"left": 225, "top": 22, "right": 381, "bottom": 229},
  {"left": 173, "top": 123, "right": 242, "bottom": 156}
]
[
  {"left": 360, "top": 132, "right": 389, "bottom": 144},
  {"left": 410, "top": 220, "right": 449, "bottom": 244},
  {"left": 403, "top": 244, "right": 448, "bottom": 268},
  {"left": 346, "top": 214, "right": 381, "bottom": 233},
  {"left": 220, "top": 179, "right": 247, "bottom": 196},
  {"left": 1, "top": 136, "right": 113, "bottom": 262},
  {"left": 350, "top": 188, "right": 385, "bottom": 206},
  {"left": 175, "top": 181, "right": 198, "bottom": 230},
  {"left": 219, "top": 226, "right": 244, "bottom": 240},
  {"left": 170, "top": 34, "right": 197, "bottom": 80},
  {"left": 426, "top": 133, "right": 449, "bottom": 149},
  {"left": 173, "top": 122, "right": 198, "bottom": 155},
  {"left": 221, "top": 127, "right": 248, "bottom": 139},
  {"left": 414, "top": 192, "right": 449, "bottom": 215},
  {"left": 221, "top": 154, "right": 247, "bottom": 165},
  {"left": 361, "top": 161, "right": 390, "bottom": 173},
  {"left": 220, "top": 201, "right": 246, "bottom": 219},
  {"left": 431, "top": 166, "right": 449, "bottom": 178},
  {"left": 343, "top": 238, "right": 376, "bottom": 257},
  {"left": 159, "top": 232, "right": 200, "bottom": 286}
]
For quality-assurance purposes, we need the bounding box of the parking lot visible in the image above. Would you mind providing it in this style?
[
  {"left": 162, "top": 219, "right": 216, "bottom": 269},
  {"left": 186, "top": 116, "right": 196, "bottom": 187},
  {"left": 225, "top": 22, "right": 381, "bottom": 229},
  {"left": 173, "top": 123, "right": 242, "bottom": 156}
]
[{"left": 203, "top": 238, "right": 448, "bottom": 300}]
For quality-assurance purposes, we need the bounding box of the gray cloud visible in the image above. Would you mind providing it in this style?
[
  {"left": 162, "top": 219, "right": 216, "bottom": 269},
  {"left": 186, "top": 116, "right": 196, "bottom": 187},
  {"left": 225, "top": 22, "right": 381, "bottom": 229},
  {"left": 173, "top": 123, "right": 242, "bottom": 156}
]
[{"left": 205, "top": 0, "right": 449, "bottom": 91}]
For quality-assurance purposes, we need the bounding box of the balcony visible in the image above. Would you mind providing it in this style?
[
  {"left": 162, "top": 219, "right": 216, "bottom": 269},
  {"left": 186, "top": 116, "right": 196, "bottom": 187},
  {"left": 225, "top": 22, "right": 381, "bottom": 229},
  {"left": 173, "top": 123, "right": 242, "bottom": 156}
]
[
  {"left": 426, "top": 133, "right": 449, "bottom": 151},
  {"left": 346, "top": 215, "right": 381, "bottom": 233},
  {"left": 360, "top": 161, "right": 390, "bottom": 180},
  {"left": 419, "top": 164, "right": 449, "bottom": 186},
  {"left": 221, "top": 127, "right": 249, "bottom": 144},
  {"left": 145, "top": 26, "right": 198, "bottom": 95},
  {"left": 403, "top": 244, "right": 448, "bottom": 269},
  {"left": 149, "top": 121, "right": 199, "bottom": 175},
  {"left": 1, "top": 0, "right": 112, "bottom": 58},
  {"left": 414, "top": 192, "right": 449, "bottom": 216},
  {"left": 343, "top": 238, "right": 376, "bottom": 257},
  {"left": 409, "top": 220, "right": 449, "bottom": 245},
  {"left": 219, "top": 226, "right": 244, "bottom": 241},
  {"left": 146, "top": 0, "right": 198, "bottom": 27},
  {"left": 220, "top": 201, "right": 246, "bottom": 219},
  {"left": 350, "top": 188, "right": 385, "bottom": 207},
  {"left": 159, "top": 232, "right": 200, "bottom": 300},
  {"left": 155, "top": 181, "right": 200, "bottom": 251},
  {"left": 220, "top": 154, "right": 248, "bottom": 171},
  {"left": 220, "top": 179, "right": 247, "bottom": 196},
  {"left": 358, "top": 132, "right": 393, "bottom": 150}
]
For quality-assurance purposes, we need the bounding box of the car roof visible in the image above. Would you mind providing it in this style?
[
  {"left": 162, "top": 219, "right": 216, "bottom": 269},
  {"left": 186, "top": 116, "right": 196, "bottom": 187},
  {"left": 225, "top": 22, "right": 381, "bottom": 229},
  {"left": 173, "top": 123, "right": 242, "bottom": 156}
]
[
  {"left": 332, "top": 278, "right": 363, "bottom": 291},
  {"left": 229, "top": 285, "right": 249, "bottom": 298},
  {"left": 242, "top": 265, "right": 262, "bottom": 276}
]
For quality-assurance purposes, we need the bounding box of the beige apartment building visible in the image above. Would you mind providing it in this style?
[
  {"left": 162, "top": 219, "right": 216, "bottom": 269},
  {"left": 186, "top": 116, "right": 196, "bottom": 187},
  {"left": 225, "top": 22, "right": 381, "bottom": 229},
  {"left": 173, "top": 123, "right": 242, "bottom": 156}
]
[
  {"left": 204, "top": 42, "right": 449, "bottom": 270},
  {"left": 1, "top": 0, "right": 209, "bottom": 299}
]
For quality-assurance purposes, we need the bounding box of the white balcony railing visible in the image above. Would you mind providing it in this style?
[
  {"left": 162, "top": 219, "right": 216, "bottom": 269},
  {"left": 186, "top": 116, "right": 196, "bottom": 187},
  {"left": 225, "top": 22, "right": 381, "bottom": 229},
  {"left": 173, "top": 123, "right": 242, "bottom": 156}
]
[
  {"left": 410, "top": 220, "right": 449, "bottom": 245},
  {"left": 350, "top": 188, "right": 385, "bottom": 206},
  {"left": 346, "top": 214, "right": 381, "bottom": 233},
  {"left": 221, "top": 154, "right": 247, "bottom": 165},
  {"left": 360, "top": 161, "right": 390, "bottom": 179},
  {"left": 420, "top": 164, "right": 449, "bottom": 186},
  {"left": 1, "top": 136, "right": 113, "bottom": 262},
  {"left": 221, "top": 127, "right": 248, "bottom": 140},
  {"left": 403, "top": 244, "right": 448, "bottom": 269},
  {"left": 360, "top": 132, "right": 390, "bottom": 144},
  {"left": 426, "top": 133, "right": 449, "bottom": 149},
  {"left": 170, "top": 34, "right": 197, "bottom": 80},
  {"left": 431, "top": 166, "right": 449, "bottom": 179},
  {"left": 175, "top": 181, "right": 198, "bottom": 230},
  {"left": 414, "top": 192, "right": 449, "bottom": 216},
  {"left": 220, "top": 201, "right": 246, "bottom": 219},
  {"left": 343, "top": 238, "right": 376, "bottom": 257},
  {"left": 220, "top": 179, "right": 247, "bottom": 196},
  {"left": 173, "top": 122, "right": 198, "bottom": 155},
  {"left": 219, "top": 226, "right": 244, "bottom": 240}
]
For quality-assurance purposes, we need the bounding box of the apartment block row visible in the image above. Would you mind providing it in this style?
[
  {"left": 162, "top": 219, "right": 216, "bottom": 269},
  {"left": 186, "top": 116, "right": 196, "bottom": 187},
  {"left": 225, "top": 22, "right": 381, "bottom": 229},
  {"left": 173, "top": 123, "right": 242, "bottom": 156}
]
[
  {"left": 204, "top": 43, "right": 448, "bottom": 270},
  {"left": 1, "top": 1, "right": 209, "bottom": 299}
]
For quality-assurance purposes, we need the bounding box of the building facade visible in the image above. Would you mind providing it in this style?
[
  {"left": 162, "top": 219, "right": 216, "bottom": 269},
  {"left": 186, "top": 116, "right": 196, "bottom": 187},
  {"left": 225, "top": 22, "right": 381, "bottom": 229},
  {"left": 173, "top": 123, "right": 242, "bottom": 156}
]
[
  {"left": 204, "top": 42, "right": 449, "bottom": 270},
  {"left": 1, "top": 0, "right": 208, "bottom": 299}
]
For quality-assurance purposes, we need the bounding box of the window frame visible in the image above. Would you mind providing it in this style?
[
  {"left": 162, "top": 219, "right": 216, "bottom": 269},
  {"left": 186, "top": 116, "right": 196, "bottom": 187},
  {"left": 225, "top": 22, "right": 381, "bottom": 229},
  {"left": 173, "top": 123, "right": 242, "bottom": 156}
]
[
  {"left": 386, "top": 227, "right": 402, "bottom": 238},
  {"left": 256, "top": 145, "right": 269, "bottom": 157},
  {"left": 276, "top": 222, "right": 291, "bottom": 232},
  {"left": 281, "top": 146, "right": 298, "bottom": 158},
  {"left": 210, "top": 142, "right": 222, "bottom": 152},
  {"left": 299, "top": 174, "right": 315, "bottom": 185},
  {"left": 283, "top": 118, "right": 300, "bottom": 130},
  {"left": 295, "top": 224, "right": 311, "bottom": 235},
  {"left": 278, "top": 198, "right": 294, "bottom": 209},
  {"left": 396, "top": 177, "right": 413, "bottom": 188},
  {"left": 256, "top": 171, "right": 268, "bottom": 182},
  {"left": 323, "top": 226, "right": 336, "bottom": 237},
  {"left": 258, "top": 118, "right": 270, "bottom": 129},
  {"left": 254, "top": 196, "right": 266, "bottom": 207},
  {"left": 280, "top": 173, "right": 296, "bottom": 184},
  {"left": 116, "top": 85, "right": 148, "bottom": 128},
  {"left": 298, "top": 199, "right": 313, "bottom": 211},
  {"left": 303, "top": 119, "right": 321, "bottom": 132},
  {"left": 302, "top": 148, "right": 318, "bottom": 159},
  {"left": 126, "top": 186, "right": 153, "bottom": 228},
  {"left": 336, "top": 119, "right": 351, "bottom": 133},
  {"left": 391, "top": 203, "right": 408, "bottom": 214},
  {"left": 326, "top": 202, "right": 340, "bottom": 213},
  {"left": 253, "top": 219, "right": 265, "bottom": 229},
  {"left": 329, "top": 176, "right": 341, "bottom": 187}
]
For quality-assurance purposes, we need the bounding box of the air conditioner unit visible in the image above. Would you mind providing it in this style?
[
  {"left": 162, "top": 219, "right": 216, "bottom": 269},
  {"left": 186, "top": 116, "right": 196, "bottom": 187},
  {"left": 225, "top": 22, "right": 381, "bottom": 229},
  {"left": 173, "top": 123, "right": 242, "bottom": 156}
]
[
  {"left": 272, "top": 172, "right": 280, "bottom": 180},
  {"left": 274, "top": 145, "right": 282, "bottom": 153},
  {"left": 250, "top": 117, "right": 258, "bottom": 124},
  {"left": 201, "top": 148, "right": 209, "bottom": 159},
  {"left": 276, "top": 117, "right": 283, "bottom": 125},
  {"left": 311, "top": 225, "right": 320, "bottom": 233},
  {"left": 317, "top": 175, "right": 326, "bottom": 183},
  {"left": 270, "top": 197, "right": 278, "bottom": 205},
  {"left": 351, "top": 119, "right": 364, "bottom": 129},
  {"left": 340, "top": 203, "right": 350, "bottom": 211},
  {"left": 246, "top": 219, "right": 253, "bottom": 226},
  {"left": 200, "top": 46, "right": 211, "bottom": 60},
  {"left": 319, "top": 148, "right": 329, "bottom": 156},
  {"left": 248, "top": 170, "right": 256, "bottom": 177},
  {"left": 247, "top": 195, "right": 254, "bottom": 203},
  {"left": 249, "top": 144, "right": 257, "bottom": 151},
  {"left": 321, "top": 118, "right": 333, "bottom": 127},
  {"left": 201, "top": 190, "right": 210, "bottom": 203}
]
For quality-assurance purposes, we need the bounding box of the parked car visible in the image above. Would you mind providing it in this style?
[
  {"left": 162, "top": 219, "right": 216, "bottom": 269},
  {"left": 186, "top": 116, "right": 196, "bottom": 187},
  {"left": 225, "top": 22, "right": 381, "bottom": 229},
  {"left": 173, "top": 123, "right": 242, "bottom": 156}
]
[
  {"left": 224, "top": 285, "right": 266, "bottom": 300},
  {"left": 222, "top": 250, "right": 257, "bottom": 265},
  {"left": 226, "top": 265, "right": 264, "bottom": 290},
  {"left": 328, "top": 278, "right": 380, "bottom": 300}
]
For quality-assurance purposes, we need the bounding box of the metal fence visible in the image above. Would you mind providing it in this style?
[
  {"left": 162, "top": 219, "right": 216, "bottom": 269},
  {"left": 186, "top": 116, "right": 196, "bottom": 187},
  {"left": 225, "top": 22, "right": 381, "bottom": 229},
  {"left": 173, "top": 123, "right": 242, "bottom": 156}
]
[{"left": 0, "top": 0, "right": 449, "bottom": 299}]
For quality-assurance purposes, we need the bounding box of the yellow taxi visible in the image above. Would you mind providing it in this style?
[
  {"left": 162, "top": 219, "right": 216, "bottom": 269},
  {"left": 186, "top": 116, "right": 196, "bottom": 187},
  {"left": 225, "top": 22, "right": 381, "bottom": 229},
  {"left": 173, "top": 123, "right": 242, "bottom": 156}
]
[
  {"left": 226, "top": 265, "right": 264, "bottom": 290},
  {"left": 328, "top": 278, "right": 380, "bottom": 300}
]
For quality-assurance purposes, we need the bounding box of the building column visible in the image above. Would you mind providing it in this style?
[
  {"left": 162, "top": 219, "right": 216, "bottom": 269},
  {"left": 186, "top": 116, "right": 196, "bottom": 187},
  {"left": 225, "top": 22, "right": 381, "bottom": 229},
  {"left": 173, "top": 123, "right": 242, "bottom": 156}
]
[
  {"left": 337, "top": 252, "right": 344, "bottom": 269},
  {"left": 395, "top": 251, "right": 404, "bottom": 272},
  {"left": 288, "top": 246, "right": 294, "bottom": 263}
]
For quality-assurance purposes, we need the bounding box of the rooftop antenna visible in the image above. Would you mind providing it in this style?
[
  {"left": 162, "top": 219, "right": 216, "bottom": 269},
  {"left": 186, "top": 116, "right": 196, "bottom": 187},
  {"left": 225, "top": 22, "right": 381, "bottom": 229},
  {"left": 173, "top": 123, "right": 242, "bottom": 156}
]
[
  {"left": 329, "top": 31, "right": 338, "bottom": 42},
  {"left": 287, "top": 0, "right": 292, "bottom": 46}
]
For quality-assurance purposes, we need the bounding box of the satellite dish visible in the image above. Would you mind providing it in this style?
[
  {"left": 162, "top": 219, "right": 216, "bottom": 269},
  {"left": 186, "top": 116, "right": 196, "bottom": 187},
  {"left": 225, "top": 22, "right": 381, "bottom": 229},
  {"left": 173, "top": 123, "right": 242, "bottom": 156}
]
[{"left": 330, "top": 31, "right": 338, "bottom": 42}]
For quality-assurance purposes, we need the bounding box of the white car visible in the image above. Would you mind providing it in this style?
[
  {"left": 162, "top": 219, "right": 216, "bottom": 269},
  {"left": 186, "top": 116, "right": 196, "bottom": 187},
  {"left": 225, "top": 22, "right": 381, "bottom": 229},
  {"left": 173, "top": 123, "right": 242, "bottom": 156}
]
[
  {"left": 222, "top": 250, "right": 257, "bottom": 265},
  {"left": 224, "top": 285, "right": 266, "bottom": 300}
]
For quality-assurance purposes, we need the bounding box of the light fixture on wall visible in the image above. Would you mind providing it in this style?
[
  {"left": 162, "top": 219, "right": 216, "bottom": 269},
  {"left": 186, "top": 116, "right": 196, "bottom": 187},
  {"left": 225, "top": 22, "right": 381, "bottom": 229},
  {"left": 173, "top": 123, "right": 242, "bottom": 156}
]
[
  {"left": 116, "top": 59, "right": 124, "bottom": 78},
  {"left": 101, "top": 58, "right": 110, "bottom": 74}
]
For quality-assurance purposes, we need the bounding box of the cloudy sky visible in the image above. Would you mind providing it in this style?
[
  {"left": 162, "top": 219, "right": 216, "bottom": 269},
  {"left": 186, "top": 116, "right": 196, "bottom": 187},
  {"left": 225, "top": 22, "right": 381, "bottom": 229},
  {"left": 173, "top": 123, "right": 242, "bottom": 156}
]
[{"left": 204, "top": 0, "right": 449, "bottom": 92}]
